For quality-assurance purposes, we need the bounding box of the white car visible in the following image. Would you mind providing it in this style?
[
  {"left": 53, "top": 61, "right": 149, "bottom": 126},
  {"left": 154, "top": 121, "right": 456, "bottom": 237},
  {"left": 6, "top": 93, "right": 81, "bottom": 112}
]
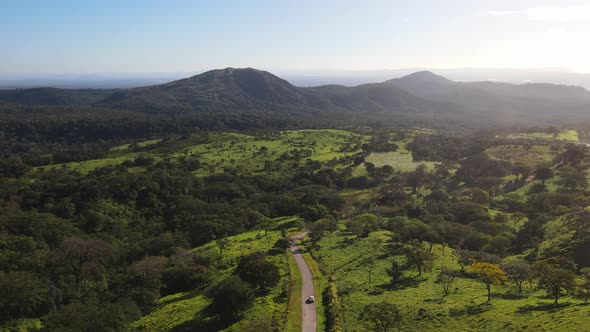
[{"left": 306, "top": 296, "right": 315, "bottom": 303}]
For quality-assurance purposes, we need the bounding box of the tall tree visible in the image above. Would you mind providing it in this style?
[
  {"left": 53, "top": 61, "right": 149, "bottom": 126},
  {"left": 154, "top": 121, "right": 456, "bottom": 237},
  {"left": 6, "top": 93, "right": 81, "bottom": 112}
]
[
  {"left": 534, "top": 257, "right": 576, "bottom": 304},
  {"left": 534, "top": 166, "right": 553, "bottom": 185},
  {"left": 435, "top": 266, "right": 457, "bottom": 296},
  {"left": 50, "top": 237, "right": 113, "bottom": 291},
  {"left": 386, "top": 260, "right": 404, "bottom": 286},
  {"left": 362, "top": 257, "right": 376, "bottom": 285},
  {"left": 502, "top": 259, "right": 532, "bottom": 292},
  {"left": 404, "top": 241, "right": 434, "bottom": 276},
  {"left": 469, "top": 262, "right": 507, "bottom": 301}
]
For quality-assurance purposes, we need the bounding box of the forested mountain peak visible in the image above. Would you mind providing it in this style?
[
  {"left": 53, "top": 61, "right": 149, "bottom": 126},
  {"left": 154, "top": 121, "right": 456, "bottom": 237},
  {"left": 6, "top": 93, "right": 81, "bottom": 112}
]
[
  {"left": 2, "top": 68, "right": 590, "bottom": 129},
  {"left": 393, "top": 70, "right": 454, "bottom": 85}
]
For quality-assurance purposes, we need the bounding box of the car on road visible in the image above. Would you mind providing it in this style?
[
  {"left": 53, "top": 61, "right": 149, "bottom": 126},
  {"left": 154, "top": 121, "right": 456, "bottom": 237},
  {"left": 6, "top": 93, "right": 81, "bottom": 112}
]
[{"left": 306, "top": 296, "right": 315, "bottom": 303}]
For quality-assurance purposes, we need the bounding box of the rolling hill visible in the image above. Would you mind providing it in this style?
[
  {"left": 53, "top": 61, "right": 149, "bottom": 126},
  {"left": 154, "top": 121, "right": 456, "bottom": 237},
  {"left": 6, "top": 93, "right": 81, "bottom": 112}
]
[{"left": 1, "top": 67, "right": 590, "bottom": 128}]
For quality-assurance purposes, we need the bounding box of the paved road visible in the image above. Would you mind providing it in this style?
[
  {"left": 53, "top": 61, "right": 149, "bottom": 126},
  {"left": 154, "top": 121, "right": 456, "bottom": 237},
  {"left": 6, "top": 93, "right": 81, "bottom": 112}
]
[{"left": 290, "top": 232, "right": 317, "bottom": 332}]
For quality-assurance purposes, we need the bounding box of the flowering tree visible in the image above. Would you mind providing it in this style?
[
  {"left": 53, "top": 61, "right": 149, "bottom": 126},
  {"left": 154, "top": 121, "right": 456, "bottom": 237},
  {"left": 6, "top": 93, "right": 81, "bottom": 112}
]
[{"left": 469, "top": 262, "right": 507, "bottom": 301}]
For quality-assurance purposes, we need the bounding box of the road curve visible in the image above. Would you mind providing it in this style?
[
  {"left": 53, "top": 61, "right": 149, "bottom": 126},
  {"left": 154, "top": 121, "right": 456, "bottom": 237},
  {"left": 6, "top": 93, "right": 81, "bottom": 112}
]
[{"left": 290, "top": 232, "right": 317, "bottom": 332}]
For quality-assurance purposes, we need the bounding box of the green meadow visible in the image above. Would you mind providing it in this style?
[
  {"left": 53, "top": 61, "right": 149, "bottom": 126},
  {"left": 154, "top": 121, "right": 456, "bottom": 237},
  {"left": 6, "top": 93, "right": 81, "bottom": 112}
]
[
  {"left": 486, "top": 145, "right": 554, "bottom": 169},
  {"left": 505, "top": 130, "right": 579, "bottom": 142},
  {"left": 310, "top": 227, "right": 590, "bottom": 332},
  {"left": 36, "top": 129, "right": 369, "bottom": 175}
]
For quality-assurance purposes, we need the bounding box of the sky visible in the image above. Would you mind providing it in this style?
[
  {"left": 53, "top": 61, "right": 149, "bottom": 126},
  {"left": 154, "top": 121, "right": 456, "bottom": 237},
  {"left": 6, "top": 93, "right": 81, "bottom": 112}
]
[{"left": 1, "top": 0, "right": 590, "bottom": 75}]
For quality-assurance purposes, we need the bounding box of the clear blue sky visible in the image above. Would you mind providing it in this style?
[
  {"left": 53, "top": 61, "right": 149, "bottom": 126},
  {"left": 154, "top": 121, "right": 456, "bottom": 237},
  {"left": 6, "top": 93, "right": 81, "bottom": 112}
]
[{"left": 2, "top": 0, "right": 589, "bottom": 74}]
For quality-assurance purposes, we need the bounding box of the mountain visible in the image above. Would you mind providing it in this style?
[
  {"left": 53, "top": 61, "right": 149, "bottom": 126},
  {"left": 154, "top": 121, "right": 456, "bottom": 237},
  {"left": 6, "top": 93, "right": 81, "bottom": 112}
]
[
  {"left": 98, "top": 68, "right": 310, "bottom": 112},
  {"left": 2, "top": 67, "right": 590, "bottom": 128},
  {"left": 388, "top": 71, "right": 590, "bottom": 121}
]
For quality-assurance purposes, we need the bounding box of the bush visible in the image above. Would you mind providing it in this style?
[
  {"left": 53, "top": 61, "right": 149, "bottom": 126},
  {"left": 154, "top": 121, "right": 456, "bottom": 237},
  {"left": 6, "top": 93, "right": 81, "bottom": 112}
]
[
  {"left": 206, "top": 277, "right": 255, "bottom": 317},
  {"left": 236, "top": 253, "right": 280, "bottom": 290},
  {"left": 323, "top": 280, "right": 344, "bottom": 332},
  {"left": 161, "top": 265, "right": 211, "bottom": 295}
]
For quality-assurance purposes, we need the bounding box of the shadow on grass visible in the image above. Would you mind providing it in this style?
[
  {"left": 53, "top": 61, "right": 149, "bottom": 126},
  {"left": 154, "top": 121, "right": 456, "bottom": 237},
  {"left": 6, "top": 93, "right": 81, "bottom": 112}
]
[
  {"left": 158, "top": 290, "right": 201, "bottom": 306},
  {"left": 516, "top": 302, "right": 572, "bottom": 314},
  {"left": 495, "top": 292, "right": 529, "bottom": 300},
  {"left": 449, "top": 302, "right": 493, "bottom": 317},
  {"left": 370, "top": 275, "right": 428, "bottom": 294},
  {"left": 169, "top": 305, "right": 239, "bottom": 332}
]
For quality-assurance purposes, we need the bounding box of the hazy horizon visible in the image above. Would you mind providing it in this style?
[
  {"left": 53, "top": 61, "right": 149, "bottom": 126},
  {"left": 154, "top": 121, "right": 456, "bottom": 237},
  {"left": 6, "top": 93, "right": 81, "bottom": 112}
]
[
  {"left": 3, "top": 0, "right": 590, "bottom": 75},
  {"left": 2, "top": 67, "right": 590, "bottom": 90}
]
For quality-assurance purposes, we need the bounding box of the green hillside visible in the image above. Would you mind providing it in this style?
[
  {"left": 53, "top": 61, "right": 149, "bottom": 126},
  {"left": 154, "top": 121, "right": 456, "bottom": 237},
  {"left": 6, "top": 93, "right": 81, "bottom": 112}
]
[
  {"left": 310, "top": 227, "right": 590, "bottom": 331},
  {"left": 133, "top": 217, "right": 299, "bottom": 331}
]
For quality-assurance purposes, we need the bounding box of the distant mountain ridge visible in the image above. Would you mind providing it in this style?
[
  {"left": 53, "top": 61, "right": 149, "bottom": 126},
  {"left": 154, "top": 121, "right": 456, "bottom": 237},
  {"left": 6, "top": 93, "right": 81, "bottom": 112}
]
[{"left": 1, "top": 67, "right": 590, "bottom": 126}]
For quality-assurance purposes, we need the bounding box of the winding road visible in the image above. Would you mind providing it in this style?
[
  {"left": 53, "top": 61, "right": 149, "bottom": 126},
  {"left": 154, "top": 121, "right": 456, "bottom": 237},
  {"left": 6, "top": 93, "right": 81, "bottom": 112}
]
[{"left": 290, "top": 232, "right": 317, "bottom": 332}]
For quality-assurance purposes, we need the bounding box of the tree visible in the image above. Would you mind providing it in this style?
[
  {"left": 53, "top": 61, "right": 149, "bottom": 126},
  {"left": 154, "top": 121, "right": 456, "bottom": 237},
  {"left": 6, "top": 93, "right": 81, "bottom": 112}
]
[
  {"left": 406, "top": 164, "right": 429, "bottom": 194},
  {"left": 556, "top": 143, "right": 587, "bottom": 167},
  {"left": 346, "top": 213, "right": 379, "bottom": 238},
  {"left": 359, "top": 301, "right": 401, "bottom": 332},
  {"left": 50, "top": 237, "right": 113, "bottom": 292},
  {"left": 345, "top": 219, "right": 364, "bottom": 238},
  {"left": 391, "top": 218, "right": 440, "bottom": 249},
  {"left": 362, "top": 257, "right": 376, "bottom": 285},
  {"left": 236, "top": 253, "right": 280, "bottom": 291},
  {"left": 556, "top": 165, "right": 588, "bottom": 190},
  {"left": 512, "top": 162, "right": 531, "bottom": 181},
  {"left": 404, "top": 241, "right": 434, "bottom": 276},
  {"left": 435, "top": 266, "right": 457, "bottom": 296},
  {"left": 534, "top": 257, "right": 576, "bottom": 304},
  {"left": 257, "top": 217, "right": 273, "bottom": 236},
  {"left": 469, "top": 262, "right": 507, "bottom": 301},
  {"left": 161, "top": 264, "right": 211, "bottom": 295},
  {"left": 206, "top": 276, "right": 255, "bottom": 317},
  {"left": 386, "top": 260, "right": 404, "bottom": 285},
  {"left": 502, "top": 259, "right": 532, "bottom": 292},
  {"left": 274, "top": 237, "right": 291, "bottom": 250},
  {"left": 365, "top": 162, "right": 376, "bottom": 177},
  {"left": 534, "top": 166, "right": 553, "bottom": 185},
  {"left": 0, "top": 271, "right": 49, "bottom": 321},
  {"left": 483, "top": 232, "right": 515, "bottom": 257},
  {"left": 468, "top": 188, "right": 489, "bottom": 204},
  {"left": 434, "top": 162, "right": 452, "bottom": 179},
  {"left": 456, "top": 250, "right": 475, "bottom": 273}
]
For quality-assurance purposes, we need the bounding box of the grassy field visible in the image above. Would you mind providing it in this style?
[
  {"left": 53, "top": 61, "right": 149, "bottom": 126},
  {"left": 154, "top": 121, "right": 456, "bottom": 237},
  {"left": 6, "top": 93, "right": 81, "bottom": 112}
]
[
  {"left": 35, "top": 128, "right": 445, "bottom": 177},
  {"left": 132, "top": 217, "right": 300, "bottom": 332},
  {"left": 36, "top": 129, "right": 369, "bottom": 175},
  {"left": 354, "top": 130, "right": 438, "bottom": 176},
  {"left": 312, "top": 226, "right": 590, "bottom": 332},
  {"left": 486, "top": 145, "right": 554, "bottom": 169},
  {"left": 505, "top": 130, "right": 579, "bottom": 142},
  {"left": 363, "top": 151, "right": 436, "bottom": 172}
]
